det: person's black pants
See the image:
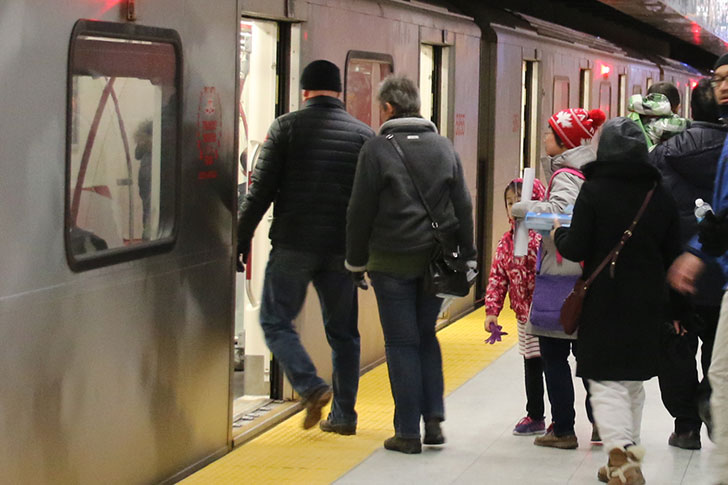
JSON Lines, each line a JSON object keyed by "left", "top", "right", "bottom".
{"left": 524, "top": 357, "right": 545, "bottom": 420}
{"left": 539, "top": 336, "right": 594, "bottom": 436}
{"left": 658, "top": 304, "right": 719, "bottom": 434}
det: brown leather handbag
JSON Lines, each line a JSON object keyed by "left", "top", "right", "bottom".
{"left": 560, "top": 183, "right": 656, "bottom": 335}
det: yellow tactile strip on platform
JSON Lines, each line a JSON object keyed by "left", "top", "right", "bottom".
{"left": 182, "top": 306, "right": 517, "bottom": 484}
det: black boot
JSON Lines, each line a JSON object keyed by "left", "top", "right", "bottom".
{"left": 423, "top": 418, "right": 445, "bottom": 445}
{"left": 383, "top": 436, "right": 422, "bottom": 454}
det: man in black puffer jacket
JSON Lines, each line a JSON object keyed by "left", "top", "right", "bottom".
{"left": 649, "top": 78, "right": 728, "bottom": 449}
{"left": 237, "top": 60, "right": 374, "bottom": 433}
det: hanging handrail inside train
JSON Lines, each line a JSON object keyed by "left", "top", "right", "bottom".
{"left": 71, "top": 76, "right": 116, "bottom": 224}
{"left": 108, "top": 84, "right": 135, "bottom": 241}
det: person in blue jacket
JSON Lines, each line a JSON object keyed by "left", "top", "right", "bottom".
{"left": 668, "top": 53, "right": 728, "bottom": 485}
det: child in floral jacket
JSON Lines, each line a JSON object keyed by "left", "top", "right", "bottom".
{"left": 485, "top": 177, "right": 547, "bottom": 436}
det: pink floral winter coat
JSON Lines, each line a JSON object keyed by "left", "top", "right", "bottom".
{"left": 485, "top": 226, "right": 541, "bottom": 323}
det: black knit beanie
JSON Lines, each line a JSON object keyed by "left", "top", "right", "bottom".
{"left": 714, "top": 53, "right": 728, "bottom": 71}
{"left": 300, "top": 60, "right": 342, "bottom": 92}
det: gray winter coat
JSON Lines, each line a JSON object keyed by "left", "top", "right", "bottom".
{"left": 345, "top": 117, "right": 476, "bottom": 271}
{"left": 511, "top": 144, "right": 596, "bottom": 338}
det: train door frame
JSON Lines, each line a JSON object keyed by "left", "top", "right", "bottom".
{"left": 419, "top": 43, "right": 452, "bottom": 137}
{"left": 618, "top": 73, "right": 627, "bottom": 116}
{"left": 520, "top": 56, "right": 540, "bottom": 172}
{"left": 233, "top": 8, "right": 298, "bottom": 437}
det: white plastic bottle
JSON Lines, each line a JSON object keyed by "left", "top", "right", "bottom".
{"left": 695, "top": 198, "right": 713, "bottom": 223}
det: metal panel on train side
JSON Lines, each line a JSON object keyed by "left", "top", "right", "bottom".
{"left": 0, "top": 1, "right": 237, "bottom": 483}
{"left": 291, "top": 0, "right": 480, "bottom": 386}
{"left": 490, "top": 39, "right": 527, "bottom": 261}
{"left": 447, "top": 30, "right": 481, "bottom": 318}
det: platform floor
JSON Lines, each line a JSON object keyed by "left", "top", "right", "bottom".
{"left": 183, "top": 307, "right": 715, "bottom": 484}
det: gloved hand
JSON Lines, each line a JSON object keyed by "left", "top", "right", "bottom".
{"left": 698, "top": 210, "right": 728, "bottom": 257}
{"left": 484, "top": 318, "right": 508, "bottom": 345}
{"left": 510, "top": 200, "right": 533, "bottom": 220}
{"left": 236, "top": 241, "right": 250, "bottom": 273}
{"left": 351, "top": 271, "right": 369, "bottom": 290}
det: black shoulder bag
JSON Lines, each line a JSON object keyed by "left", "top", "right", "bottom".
{"left": 386, "top": 134, "right": 473, "bottom": 297}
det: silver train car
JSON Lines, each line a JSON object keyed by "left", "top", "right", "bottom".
{"left": 0, "top": 0, "right": 704, "bottom": 483}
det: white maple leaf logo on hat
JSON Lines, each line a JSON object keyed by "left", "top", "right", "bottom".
{"left": 556, "top": 111, "right": 573, "bottom": 128}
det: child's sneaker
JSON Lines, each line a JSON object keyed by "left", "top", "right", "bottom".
{"left": 513, "top": 416, "right": 546, "bottom": 436}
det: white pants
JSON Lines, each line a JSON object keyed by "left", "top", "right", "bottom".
{"left": 709, "top": 291, "right": 728, "bottom": 483}
{"left": 588, "top": 379, "right": 645, "bottom": 452}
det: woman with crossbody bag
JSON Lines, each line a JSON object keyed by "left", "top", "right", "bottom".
{"left": 553, "top": 118, "right": 683, "bottom": 485}
{"left": 511, "top": 108, "right": 606, "bottom": 449}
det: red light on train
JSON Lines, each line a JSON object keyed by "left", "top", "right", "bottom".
{"left": 691, "top": 80, "right": 698, "bottom": 89}
{"left": 599, "top": 64, "right": 611, "bottom": 77}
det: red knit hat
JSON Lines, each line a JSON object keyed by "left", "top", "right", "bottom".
{"left": 548, "top": 108, "right": 607, "bottom": 149}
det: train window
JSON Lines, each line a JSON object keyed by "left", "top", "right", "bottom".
{"left": 599, "top": 82, "right": 612, "bottom": 119}
{"left": 345, "top": 51, "right": 394, "bottom": 129}
{"left": 579, "top": 69, "right": 591, "bottom": 109}
{"left": 520, "top": 60, "right": 539, "bottom": 171}
{"left": 618, "top": 75, "right": 627, "bottom": 116}
{"left": 552, "top": 77, "right": 570, "bottom": 113}
{"left": 646, "top": 77, "right": 653, "bottom": 91}
{"left": 684, "top": 84, "right": 691, "bottom": 118}
{"left": 66, "top": 20, "right": 181, "bottom": 271}
{"left": 420, "top": 44, "right": 451, "bottom": 137}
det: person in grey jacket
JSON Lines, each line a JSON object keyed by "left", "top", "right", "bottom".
{"left": 346, "top": 75, "right": 476, "bottom": 454}
{"left": 237, "top": 60, "right": 374, "bottom": 433}
{"left": 511, "top": 107, "right": 605, "bottom": 449}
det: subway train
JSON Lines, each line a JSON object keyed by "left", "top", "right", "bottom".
{"left": 0, "top": 0, "right": 705, "bottom": 483}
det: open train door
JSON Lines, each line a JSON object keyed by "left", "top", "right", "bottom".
{"left": 234, "top": 15, "right": 290, "bottom": 432}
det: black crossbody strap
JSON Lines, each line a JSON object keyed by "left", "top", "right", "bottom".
{"left": 386, "top": 133, "right": 440, "bottom": 228}
{"left": 583, "top": 182, "right": 657, "bottom": 289}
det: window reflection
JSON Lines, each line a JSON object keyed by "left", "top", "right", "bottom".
{"left": 346, "top": 54, "right": 393, "bottom": 129}
{"left": 68, "top": 34, "right": 177, "bottom": 261}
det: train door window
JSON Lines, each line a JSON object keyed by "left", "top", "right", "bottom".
{"left": 235, "top": 17, "right": 286, "bottom": 415}
{"left": 579, "top": 69, "right": 591, "bottom": 109}
{"left": 520, "top": 60, "right": 539, "bottom": 171}
{"left": 618, "top": 75, "right": 627, "bottom": 116}
{"left": 65, "top": 20, "right": 181, "bottom": 271}
{"left": 553, "top": 77, "right": 570, "bottom": 113}
{"left": 420, "top": 44, "right": 450, "bottom": 137}
{"left": 345, "top": 52, "right": 394, "bottom": 129}
{"left": 599, "top": 82, "right": 612, "bottom": 119}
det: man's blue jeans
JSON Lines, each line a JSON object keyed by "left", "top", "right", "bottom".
{"left": 370, "top": 271, "right": 444, "bottom": 439}
{"left": 259, "top": 248, "right": 360, "bottom": 424}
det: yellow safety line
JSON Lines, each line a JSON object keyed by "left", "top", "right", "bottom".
{"left": 182, "top": 305, "right": 518, "bottom": 484}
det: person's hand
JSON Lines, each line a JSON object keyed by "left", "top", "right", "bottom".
{"left": 667, "top": 252, "right": 705, "bottom": 295}
{"left": 236, "top": 241, "right": 250, "bottom": 273}
{"left": 484, "top": 319, "right": 507, "bottom": 344}
{"left": 510, "top": 200, "right": 532, "bottom": 220}
{"left": 484, "top": 315, "right": 498, "bottom": 333}
{"left": 549, "top": 216, "right": 562, "bottom": 241}
{"left": 673, "top": 320, "right": 687, "bottom": 336}
{"left": 351, "top": 271, "right": 369, "bottom": 290}
{"left": 698, "top": 210, "right": 728, "bottom": 257}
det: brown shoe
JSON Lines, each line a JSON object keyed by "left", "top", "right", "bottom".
{"left": 302, "top": 386, "right": 332, "bottom": 430}
{"left": 597, "top": 465, "right": 609, "bottom": 483}
{"left": 383, "top": 436, "right": 422, "bottom": 454}
{"left": 602, "top": 446, "right": 646, "bottom": 485}
{"left": 534, "top": 429, "right": 578, "bottom": 449}
{"left": 319, "top": 418, "right": 356, "bottom": 435}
